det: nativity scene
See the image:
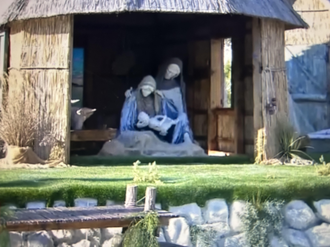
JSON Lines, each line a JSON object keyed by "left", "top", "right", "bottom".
{"left": 99, "top": 58, "right": 206, "bottom": 157}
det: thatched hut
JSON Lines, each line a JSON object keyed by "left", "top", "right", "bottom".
{"left": 0, "top": 0, "right": 307, "bottom": 163}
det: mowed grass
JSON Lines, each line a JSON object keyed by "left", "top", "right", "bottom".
{"left": 0, "top": 164, "right": 330, "bottom": 208}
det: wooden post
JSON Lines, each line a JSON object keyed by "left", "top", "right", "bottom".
{"left": 124, "top": 185, "right": 138, "bottom": 208}
{"left": 208, "top": 39, "right": 224, "bottom": 152}
{"left": 252, "top": 18, "right": 264, "bottom": 160}
{"left": 144, "top": 187, "right": 157, "bottom": 212}
{"left": 232, "top": 35, "right": 245, "bottom": 154}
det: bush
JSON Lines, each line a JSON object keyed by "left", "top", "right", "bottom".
{"left": 122, "top": 211, "right": 159, "bottom": 247}
{"left": 0, "top": 206, "right": 13, "bottom": 247}
{"left": 274, "top": 120, "right": 311, "bottom": 162}
{"left": 132, "top": 160, "right": 162, "bottom": 184}
{"left": 316, "top": 155, "right": 330, "bottom": 176}
{"left": 241, "top": 199, "right": 284, "bottom": 247}
{"left": 0, "top": 70, "right": 39, "bottom": 147}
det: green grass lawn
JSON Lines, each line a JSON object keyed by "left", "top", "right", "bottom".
{"left": 0, "top": 164, "right": 330, "bottom": 209}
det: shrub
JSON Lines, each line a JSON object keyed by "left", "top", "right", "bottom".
{"left": 241, "top": 200, "right": 284, "bottom": 247}
{"left": 0, "top": 206, "right": 13, "bottom": 247}
{"left": 316, "top": 155, "right": 330, "bottom": 176}
{"left": 132, "top": 160, "right": 162, "bottom": 184}
{"left": 122, "top": 211, "right": 159, "bottom": 247}
{"left": 0, "top": 70, "right": 39, "bottom": 147}
{"left": 274, "top": 120, "right": 312, "bottom": 162}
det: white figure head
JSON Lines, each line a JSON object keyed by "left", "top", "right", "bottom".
{"left": 138, "top": 75, "right": 157, "bottom": 98}
{"left": 141, "top": 85, "right": 154, "bottom": 97}
{"left": 164, "top": 64, "right": 180, "bottom": 80}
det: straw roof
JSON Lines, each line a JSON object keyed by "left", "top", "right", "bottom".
{"left": 0, "top": 0, "right": 308, "bottom": 28}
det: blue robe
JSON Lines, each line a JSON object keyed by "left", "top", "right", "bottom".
{"left": 119, "top": 91, "right": 179, "bottom": 143}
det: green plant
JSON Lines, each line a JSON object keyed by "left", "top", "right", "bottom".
{"left": 275, "top": 121, "right": 312, "bottom": 162}
{"left": 0, "top": 206, "right": 13, "bottom": 247}
{"left": 133, "top": 160, "right": 162, "bottom": 184}
{"left": 241, "top": 200, "right": 284, "bottom": 247}
{"left": 190, "top": 225, "right": 218, "bottom": 247}
{"left": 224, "top": 60, "right": 232, "bottom": 107}
{"left": 316, "top": 155, "right": 330, "bottom": 176}
{"left": 122, "top": 211, "right": 159, "bottom": 247}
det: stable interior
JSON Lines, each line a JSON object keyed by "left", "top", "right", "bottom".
{"left": 71, "top": 13, "right": 254, "bottom": 156}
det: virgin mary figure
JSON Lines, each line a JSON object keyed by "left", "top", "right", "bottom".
{"left": 119, "top": 75, "right": 178, "bottom": 142}
{"left": 155, "top": 57, "right": 194, "bottom": 144}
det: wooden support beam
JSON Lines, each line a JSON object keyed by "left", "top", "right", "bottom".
{"left": 232, "top": 36, "right": 245, "bottom": 154}
{"left": 252, "top": 18, "right": 264, "bottom": 159}
{"left": 70, "top": 129, "right": 117, "bottom": 142}
{"left": 208, "top": 39, "right": 224, "bottom": 152}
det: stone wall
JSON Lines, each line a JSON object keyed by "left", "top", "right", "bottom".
{"left": 7, "top": 198, "right": 330, "bottom": 246}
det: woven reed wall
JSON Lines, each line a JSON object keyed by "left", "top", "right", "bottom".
{"left": 261, "top": 19, "right": 289, "bottom": 159}
{"left": 9, "top": 16, "right": 73, "bottom": 162}
{"left": 286, "top": 0, "right": 330, "bottom": 45}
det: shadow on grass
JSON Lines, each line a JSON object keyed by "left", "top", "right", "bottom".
{"left": 160, "top": 177, "right": 187, "bottom": 184}
{"left": 0, "top": 177, "right": 133, "bottom": 188}
{"left": 70, "top": 155, "right": 253, "bottom": 166}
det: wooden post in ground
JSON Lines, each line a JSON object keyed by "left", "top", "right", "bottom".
{"left": 144, "top": 187, "right": 157, "bottom": 211}
{"left": 124, "top": 185, "right": 138, "bottom": 208}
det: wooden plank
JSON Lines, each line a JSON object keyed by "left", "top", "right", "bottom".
{"left": 217, "top": 114, "right": 235, "bottom": 152}
{"left": 71, "top": 129, "right": 117, "bottom": 142}
{"left": 212, "top": 108, "right": 235, "bottom": 116}
{"left": 252, "top": 18, "right": 264, "bottom": 159}
{"left": 6, "top": 206, "right": 178, "bottom": 232}
{"left": 208, "top": 39, "right": 224, "bottom": 151}
{"left": 232, "top": 35, "right": 245, "bottom": 154}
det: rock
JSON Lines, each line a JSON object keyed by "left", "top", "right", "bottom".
{"left": 106, "top": 200, "right": 116, "bottom": 206}
{"left": 71, "top": 229, "right": 101, "bottom": 245}
{"left": 9, "top": 232, "right": 23, "bottom": 247}
{"left": 229, "top": 200, "right": 246, "bottom": 233}
{"left": 314, "top": 200, "right": 330, "bottom": 223}
{"left": 305, "top": 223, "right": 330, "bottom": 247}
{"left": 5, "top": 204, "right": 17, "bottom": 210}
{"left": 282, "top": 228, "right": 311, "bottom": 247}
{"left": 27, "top": 231, "right": 54, "bottom": 247}
{"left": 74, "top": 198, "right": 98, "bottom": 207}
{"left": 102, "top": 234, "right": 123, "bottom": 247}
{"left": 48, "top": 230, "right": 73, "bottom": 245}
{"left": 26, "top": 201, "right": 46, "bottom": 209}
{"left": 158, "top": 227, "right": 167, "bottom": 242}
{"left": 72, "top": 239, "right": 92, "bottom": 247}
{"left": 269, "top": 236, "right": 289, "bottom": 247}
{"left": 57, "top": 243, "right": 71, "bottom": 247}
{"left": 169, "top": 203, "right": 203, "bottom": 225}
{"left": 203, "top": 199, "right": 228, "bottom": 224}
{"left": 53, "top": 200, "right": 66, "bottom": 207}
{"left": 224, "top": 233, "right": 248, "bottom": 247}
{"left": 101, "top": 227, "right": 122, "bottom": 242}
{"left": 164, "top": 217, "right": 192, "bottom": 246}
{"left": 284, "top": 200, "right": 317, "bottom": 230}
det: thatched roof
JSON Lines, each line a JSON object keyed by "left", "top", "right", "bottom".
{"left": 0, "top": 0, "right": 308, "bottom": 28}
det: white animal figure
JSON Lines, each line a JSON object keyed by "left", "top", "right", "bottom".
{"left": 71, "top": 107, "right": 96, "bottom": 130}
